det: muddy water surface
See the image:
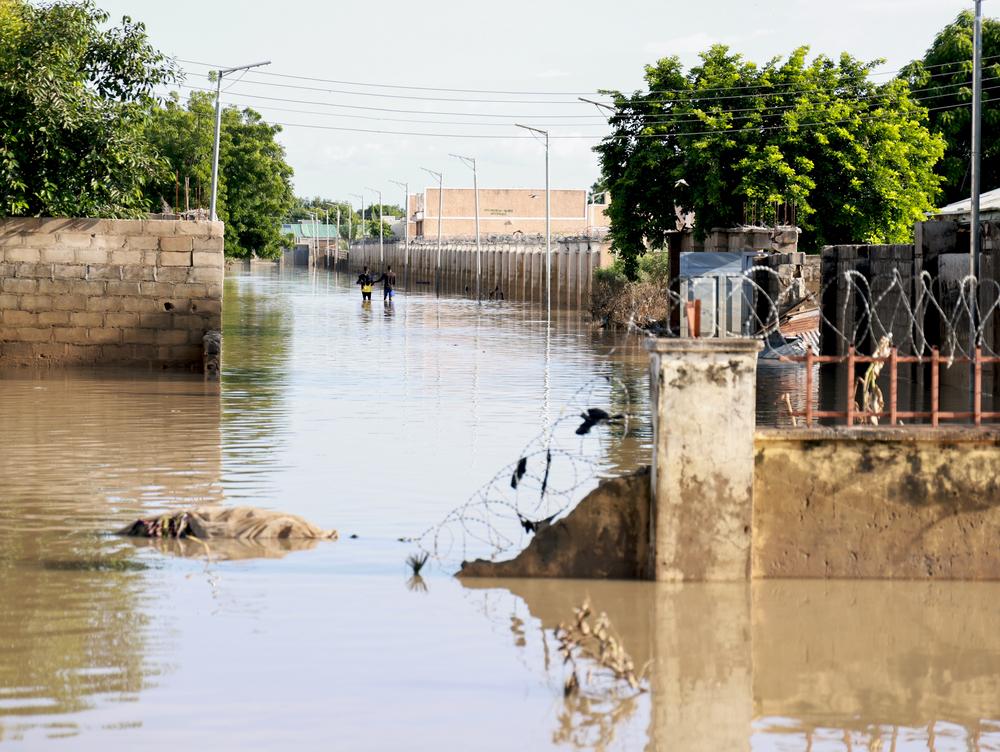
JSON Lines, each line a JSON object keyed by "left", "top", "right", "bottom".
{"left": 1, "top": 268, "right": 998, "bottom": 750}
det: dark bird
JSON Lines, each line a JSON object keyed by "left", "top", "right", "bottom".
{"left": 575, "top": 408, "right": 624, "bottom": 436}
{"left": 510, "top": 457, "right": 528, "bottom": 489}
{"left": 540, "top": 450, "right": 552, "bottom": 497}
{"left": 518, "top": 512, "right": 558, "bottom": 534}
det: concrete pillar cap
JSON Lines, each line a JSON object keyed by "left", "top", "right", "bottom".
{"left": 644, "top": 337, "right": 764, "bottom": 354}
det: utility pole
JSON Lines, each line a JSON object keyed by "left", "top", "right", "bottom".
{"left": 335, "top": 205, "right": 341, "bottom": 265}
{"left": 515, "top": 124, "right": 551, "bottom": 319}
{"left": 971, "top": 0, "right": 983, "bottom": 288}
{"left": 390, "top": 180, "right": 409, "bottom": 286}
{"left": 210, "top": 60, "right": 271, "bottom": 222}
{"left": 350, "top": 192, "right": 364, "bottom": 270}
{"left": 346, "top": 202, "right": 353, "bottom": 248}
{"left": 450, "top": 154, "right": 481, "bottom": 301}
{"left": 366, "top": 187, "right": 384, "bottom": 268}
{"left": 422, "top": 168, "right": 444, "bottom": 295}
{"left": 325, "top": 208, "right": 330, "bottom": 267}
{"left": 969, "top": 0, "right": 984, "bottom": 413}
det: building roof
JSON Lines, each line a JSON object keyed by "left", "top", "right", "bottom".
{"left": 282, "top": 222, "right": 342, "bottom": 242}
{"left": 937, "top": 187, "right": 1000, "bottom": 217}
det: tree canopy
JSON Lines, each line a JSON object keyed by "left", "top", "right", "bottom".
{"left": 596, "top": 45, "right": 945, "bottom": 279}
{"left": 902, "top": 10, "right": 1000, "bottom": 203}
{"left": 0, "top": 0, "right": 175, "bottom": 217}
{"left": 147, "top": 91, "right": 295, "bottom": 259}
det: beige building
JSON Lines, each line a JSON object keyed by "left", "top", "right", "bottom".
{"left": 409, "top": 188, "right": 609, "bottom": 239}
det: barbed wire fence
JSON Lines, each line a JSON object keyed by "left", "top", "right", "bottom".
{"left": 410, "top": 375, "right": 641, "bottom": 567}
{"left": 615, "top": 266, "right": 1000, "bottom": 359}
{"left": 411, "top": 265, "right": 1000, "bottom": 565}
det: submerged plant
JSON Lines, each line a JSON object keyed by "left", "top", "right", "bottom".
{"left": 406, "top": 551, "right": 429, "bottom": 576}
{"left": 555, "top": 599, "right": 646, "bottom": 698}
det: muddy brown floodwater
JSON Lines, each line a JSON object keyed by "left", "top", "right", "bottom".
{"left": 1, "top": 268, "right": 999, "bottom": 751}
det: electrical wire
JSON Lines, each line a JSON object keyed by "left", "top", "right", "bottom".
{"left": 170, "top": 70, "right": 1000, "bottom": 123}
{"left": 174, "top": 80, "right": 1000, "bottom": 131}
{"left": 180, "top": 58, "right": 1000, "bottom": 108}
{"left": 176, "top": 52, "right": 1000, "bottom": 99}
{"left": 251, "top": 97, "right": 988, "bottom": 140}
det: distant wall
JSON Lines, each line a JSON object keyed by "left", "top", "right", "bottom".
{"left": 0, "top": 218, "right": 223, "bottom": 369}
{"left": 343, "top": 236, "right": 611, "bottom": 308}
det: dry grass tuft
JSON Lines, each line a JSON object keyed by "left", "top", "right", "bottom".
{"left": 555, "top": 599, "right": 645, "bottom": 698}
{"left": 406, "top": 551, "right": 430, "bottom": 576}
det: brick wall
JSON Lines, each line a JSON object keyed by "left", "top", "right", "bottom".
{"left": 0, "top": 218, "right": 223, "bottom": 369}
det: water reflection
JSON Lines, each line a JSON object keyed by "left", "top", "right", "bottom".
{"left": 0, "top": 370, "right": 222, "bottom": 742}
{"left": 3, "top": 268, "right": 998, "bottom": 750}
{"left": 462, "top": 578, "right": 1000, "bottom": 751}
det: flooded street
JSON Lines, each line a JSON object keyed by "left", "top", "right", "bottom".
{"left": 2, "top": 268, "right": 1000, "bottom": 750}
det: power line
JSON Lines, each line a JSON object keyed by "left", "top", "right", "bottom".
{"left": 166, "top": 76, "right": 1000, "bottom": 133}
{"left": 255, "top": 97, "right": 985, "bottom": 140}
{"left": 174, "top": 80, "right": 1000, "bottom": 131}
{"left": 170, "top": 68, "right": 1000, "bottom": 124}
{"left": 180, "top": 59, "right": 1000, "bottom": 109}
{"left": 176, "top": 53, "right": 1000, "bottom": 99}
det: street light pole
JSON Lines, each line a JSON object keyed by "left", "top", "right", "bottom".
{"left": 366, "top": 187, "right": 384, "bottom": 268}
{"left": 390, "top": 180, "right": 409, "bottom": 285}
{"left": 210, "top": 60, "right": 271, "bottom": 222}
{"left": 450, "top": 154, "right": 481, "bottom": 301}
{"left": 515, "top": 124, "right": 551, "bottom": 319}
{"left": 422, "top": 167, "right": 444, "bottom": 295}
{"left": 349, "top": 192, "right": 364, "bottom": 270}
{"left": 971, "top": 0, "right": 983, "bottom": 288}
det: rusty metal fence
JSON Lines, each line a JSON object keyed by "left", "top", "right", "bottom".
{"left": 663, "top": 266, "right": 1000, "bottom": 427}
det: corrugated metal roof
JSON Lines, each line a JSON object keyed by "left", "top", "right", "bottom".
{"left": 282, "top": 222, "right": 342, "bottom": 240}
{"left": 937, "top": 187, "right": 1000, "bottom": 216}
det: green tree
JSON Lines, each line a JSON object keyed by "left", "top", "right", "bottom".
{"left": 144, "top": 91, "right": 214, "bottom": 211}
{"left": 596, "top": 46, "right": 945, "bottom": 279}
{"left": 365, "top": 217, "right": 393, "bottom": 238}
{"left": 902, "top": 10, "right": 1000, "bottom": 203}
{"left": 221, "top": 106, "right": 294, "bottom": 259}
{"left": 0, "top": 0, "right": 175, "bottom": 217}
{"left": 147, "top": 91, "right": 295, "bottom": 259}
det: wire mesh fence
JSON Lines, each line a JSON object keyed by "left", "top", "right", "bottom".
{"left": 411, "top": 375, "right": 641, "bottom": 567}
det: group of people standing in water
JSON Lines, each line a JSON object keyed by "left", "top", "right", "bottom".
{"left": 355, "top": 266, "right": 395, "bottom": 303}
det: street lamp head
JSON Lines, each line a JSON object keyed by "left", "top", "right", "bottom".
{"left": 218, "top": 60, "right": 271, "bottom": 77}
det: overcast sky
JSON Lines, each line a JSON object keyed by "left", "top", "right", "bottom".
{"left": 99, "top": 0, "right": 984, "bottom": 203}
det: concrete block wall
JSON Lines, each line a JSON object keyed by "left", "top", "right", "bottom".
{"left": 0, "top": 218, "right": 223, "bottom": 369}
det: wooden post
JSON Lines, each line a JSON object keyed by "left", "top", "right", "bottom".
{"left": 804, "top": 348, "right": 814, "bottom": 427}
{"left": 685, "top": 300, "right": 702, "bottom": 338}
{"left": 846, "top": 347, "right": 856, "bottom": 426}
{"left": 931, "top": 348, "right": 940, "bottom": 427}
{"left": 975, "top": 347, "right": 983, "bottom": 426}
{"left": 889, "top": 347, "right": 898, "bottom": 425}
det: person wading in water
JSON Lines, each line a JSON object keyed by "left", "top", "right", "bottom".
{"left": 373, "top": 266, "right": 396, "bottom": 303}
{"left": 356, "top": 266, "right": 373, "bottom": 302}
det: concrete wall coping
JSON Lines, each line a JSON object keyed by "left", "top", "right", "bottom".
{"left": 645, "top": 337, "right": 764, "bottom": 354}
{"left": 757, "top": 426, "right": 1000, "bottom": 443}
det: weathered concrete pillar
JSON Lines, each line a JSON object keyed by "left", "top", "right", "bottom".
{"left": 646, "top": 338, "right": 762, "bottom": 581}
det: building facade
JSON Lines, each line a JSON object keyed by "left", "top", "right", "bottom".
{"left": 409, "top": 188, "right": 609, "bottom": 239}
